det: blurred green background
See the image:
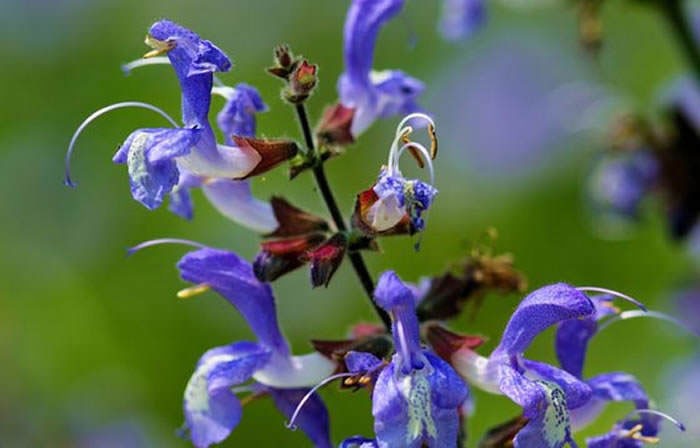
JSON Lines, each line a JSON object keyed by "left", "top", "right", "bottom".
{"left": 1, "top": 0, "right": 698, "bottom": 446}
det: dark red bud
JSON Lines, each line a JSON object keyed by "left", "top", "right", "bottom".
{"left": 285, "top": 59, "right": 318, "bottom": 104}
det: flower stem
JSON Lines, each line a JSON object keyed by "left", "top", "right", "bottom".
{"left": 657, "top": 0, "right": 700, "bottom": 84}
{"left": 294, "top": 104, "right": 392, "bottom": 330}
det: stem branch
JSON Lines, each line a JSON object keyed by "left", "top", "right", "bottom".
{"left": 294, "top": 104, "right": 391, "bottom": 330}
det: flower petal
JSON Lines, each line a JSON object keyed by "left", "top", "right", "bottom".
{"left": 570, "top": 372, "right": 648, "bottom": 431}
{"left": 267, "top": 387, "right": 332, "bottom": 448}
{"left": 202, "top": 179, "right": 278, "bottom": 233}
{"left": 498, "top": 364, "right": 576, "bottom": 448}
{"left": 216, "top": 83, "right": 267, "bottom": 141}
{"left": 113, "top": 128, "right": 199, "bottom": 210}
{"left": 555, "top": 295, "right": 625, "bottom": 378}
{"left": 177, "top": 248, "right": 290, "bottom": 355}
{"left": 346, "top": 351, "right": 383, "bottom": 374}
{"left": 522, "top": 360, "right": 592, "bottom": 410}
{"left": 147, "top": 20, "right": 230, "bottom": 127}
{"left": 374, "top": 271, "right": 423, "bottom": 372}
{"left": 338, "top": 0, "right": 426, "bottom": 135}
{"left": 494, "top": 283, "right": 594, "bottom": 356}
{"left": 340, "top": 0, "right": 404, "bottom": 91}
{"left": 167, "top": 169, "right": 202, "bottom": 220}
{"left": 183, "top": 341, "right": 270, "bottom": 448}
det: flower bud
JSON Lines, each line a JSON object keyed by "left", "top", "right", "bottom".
{"left": 285, "top": 60, "right": 318, "bottom": 104}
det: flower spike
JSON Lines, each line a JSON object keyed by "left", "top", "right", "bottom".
{"left": 65, "top": 101, "right": 178, "bottom": 187}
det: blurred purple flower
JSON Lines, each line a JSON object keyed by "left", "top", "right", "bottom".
{"left": 438, "top": 0, "right": 486, "bottom": 41}
{"left": 338, "top": 0, "right": 425, "bottom": 136}
{"left": 430, "top": 36, "right": 619, "bottom": 179}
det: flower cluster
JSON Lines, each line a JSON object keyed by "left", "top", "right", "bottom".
{"left": 66, "top": 2, "right": 693, "bottom": 447}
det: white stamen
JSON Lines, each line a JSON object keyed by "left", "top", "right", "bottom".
{"left": 127, "top": 238, "right": 206, "bottom": 256}
{"left": 394, "top": 113, "right": 435, "bottom": 138}
{"left": 387, "top": 113, "right": 437, "bottom": 176}
{"left": 121, "top": 56, "right": 171, "bottom": 74}
{"left": 598, "top": 310, "right": 697, "bottom": 336}
{"left": 64, "top": 101, "right": 178, "bottom": 187}
{"left": 625, "top": 409, "right": 686, "bottom": 432}
{"left": 394, "top": 142, "right": 435, "bottom": 186}
{"left": 285, "top": 372, "right": 355, "bottom": 431}
{"left": 576, "top": 286, "right": 648, "bottom": 311}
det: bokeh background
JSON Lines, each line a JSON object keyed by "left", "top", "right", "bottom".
{"left": 1, "top": 0, "right": 698, "bottom": 446}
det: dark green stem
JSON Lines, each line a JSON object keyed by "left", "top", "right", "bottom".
{"left": 293, "top": 104, "right": 392, "bottom": 330}
{"left": 657, "top": 0, "right": 700, "bottom": 84}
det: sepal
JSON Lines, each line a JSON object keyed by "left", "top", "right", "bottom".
{"left": 306, "top": 233, "right": 348, "bottom": 288}
{"left": 316, "top": 103, "right": 355, "bottom": 147}
{"left": 266, "top": 196, "right": 329, "bottom": 238}
{"left": 233, "top": 136, "right": 299, "bottom": 179}
{"left": 253, "top": 234, "right": 326, "bottom": 282}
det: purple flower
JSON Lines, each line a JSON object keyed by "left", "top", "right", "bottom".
{"left": 554, "top": 294, "right": 688, "bottom": 445}
{"left": 112, "top": 128, "right": 200, "bottom": 210}
{"left": 214, "top": 84, "right": 267, "bottom": 140}
{"left": 588, "top": 150, "right": 659, "bottom": 227}
{"left": 447, "top": 284, "right": 595, "bottom": 447}
{"left": 338, "top": 0, "right": 424, "bottom": 136}
{"left": 438, "top": 0, "right": 486, "bottom": 41}
{"left": 169, "top": 83, "right": 278, "bottom": 232}
{"left": 176, "top": 247, "right": 334, "bottom": 447}
{"left": 66, "top": 20, "right": 283, "bottom": 213}
{"left": 341, "top": 271, "right": 468, "bottom": 447}
{"left": 354, "top": 114, "right": 438, "bottom": 236}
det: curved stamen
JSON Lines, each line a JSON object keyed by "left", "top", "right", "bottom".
{"left": 394, "top": 113, "right": 436, "bottom": 139}
{"left": 127, "top": 238, "right": 207, "bottom": 256}
{"left": 624, "top": 409, "right": 686, "bottom": 432}
{"left": 388, "top": 113, "right": 438, "bottom": 171}
{"left": 394, "top": 142, "right": 435, "bottom": 186}
{"left": 285, "top": 372, "right": 355, "bottom": 431}
{"left": 598, "top": 310, "right": 698, "bottom": 336}
{"left": 64, "top": 101, "right": 179, "bottom": 187}
{"left": 121, "top": 56, "right": 170, "bottom": 74}
{"left": 576, "top": 286, "right": 648, "bottom": 312}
